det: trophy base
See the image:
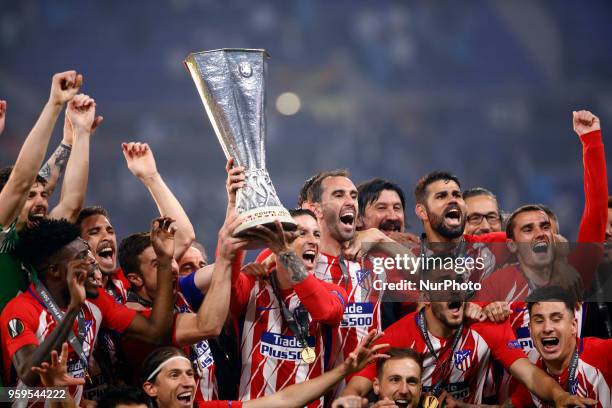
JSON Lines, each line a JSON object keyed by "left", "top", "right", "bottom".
{"left": 234, "top": 206, "right": 297, "bottom": 249}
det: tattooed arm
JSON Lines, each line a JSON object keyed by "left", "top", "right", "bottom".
{"left": 0, "top": 71, "right": 81, "bottom": 228}
{"left": 278, "top": 250, "right": 309, "bottom": 283}
{"left": 39, "top": 141, "right": 71, "bottom": 196}
{"left": 49, "top": 94, "right": 97, "bottom": 222}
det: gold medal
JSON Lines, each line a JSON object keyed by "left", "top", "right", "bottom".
{"left": 301, "top": 347, "right": 316, "bottom": 364}
{"left": 423, "top": 395, "right": 439, "bottom": 408}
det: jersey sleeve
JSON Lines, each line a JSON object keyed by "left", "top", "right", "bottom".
{"left": 577, "top": 130, "right": 607, "bottom": 243}
{"left": 466, "top": 232, "right": 511, "bottom": 268}
{"left": 0, "top": 297, "right": 40, "bottom": 360}
{"left": 567, "top": 130, "right": 608, "bottom": 291}
{"left": 230, "top": 271, "right": 256, "bottom": 319}
{"left": 179, "top": 271, "right": 205, "bottom": 310}
{"left": 293, "top": 275, "right": 347, "bottom": 325}
{"left": 95, "top": 289, "right": 137, "bottom": 333}
{"left": 510, "top": 382, "right": 535, "bottom": 408}
{"left": 584, "top": 337, "right": 612, "bottom": 375}
{"left": 474, "top": 321, "right": 526, "bottom": 370}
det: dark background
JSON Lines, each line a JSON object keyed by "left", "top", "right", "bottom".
{"left": 1, "top": 0, "right": 611, "bottom": 254}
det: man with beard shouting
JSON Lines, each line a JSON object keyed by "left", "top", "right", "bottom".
{"left": 341, "top": 258, "right": 597, "bottom": 407}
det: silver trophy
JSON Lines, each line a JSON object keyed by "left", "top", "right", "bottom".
{"left": 184, "top": 49, "right": 295, "bottom": 236}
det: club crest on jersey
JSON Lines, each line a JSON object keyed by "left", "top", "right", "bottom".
{"left": 356, "top": 268, "right": 371, "bottom": 290}
{"left": 454, "top": 349, "right": 472, "bottom": 371}
{"left": 8, "top": 318, "right": 24, "bottom": 338}
{"left": 507, "top": 340, "right": 522, "bottom": 349}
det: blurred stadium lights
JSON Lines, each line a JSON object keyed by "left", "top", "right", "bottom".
{"left": 276, "top": 92, "right": 301, "bottom": 116}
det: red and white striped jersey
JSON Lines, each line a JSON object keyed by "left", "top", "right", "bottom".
{"left": 174, "top": 292, "right": 218, "bottom": 402}
{"left": 0, "top": 285, "right": 136, "bottom": 405}
{"left": 121, "top": 291, "right": 218, "bottom": 402}
{"left": 477, "top": 264, "right": 584, "bottom": 357}
{"left": 314, "top": 253, "right": 382, "bottom": 395}
{"left": 355, "top": 311, "right": 526, "bottom": 404}
{"left": 511, "top": 337, "right": 612, "bottom": 408}
{"left": 231, "top": 271, "right": 346, "bottom": 408}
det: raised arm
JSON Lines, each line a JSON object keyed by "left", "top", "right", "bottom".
{"left": 0, "top": 71, "right": 81, "bottom": 228}
{"left": 39, "top": 102, "right": 102, "bottom": 196}
{"left": 244, "top": 330, "right": 388, "bottom": 408}
{"left": 183, "top": 157, "right": 247, "bottom": 295}
{"left": 122, "top": 142, "right": 195, "bottom": 260}
{"left": 12, "top": 260, "right": 87, "bottom": 386}
{"left": 122, "top": 217, "right": 176, "bottom": 344}
{"left": 572, "top": 110, "right": 608, "bottom": 243}
{"left": 174, "top": 209, "right": 249, "bottom": 345}
{"left": 49, "top": 94, "right": 98, "bottom": 222}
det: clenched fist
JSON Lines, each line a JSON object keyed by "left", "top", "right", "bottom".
{"left": 49, "top": 70, "right": 83, "bottom": 107}
{"left": 572, "top": 110, "right": 600, "bottom": 136}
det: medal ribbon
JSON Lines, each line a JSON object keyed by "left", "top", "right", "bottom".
{"left": 27, "top": 266, "right": 90, "bottom": 375}
{"left": 416, "top": 308, "right": 464, "bottom": 397}
{"left": 269, "top": 272, "right": 311, "bottom": 351}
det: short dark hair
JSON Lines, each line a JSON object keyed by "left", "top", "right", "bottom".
{"left": 297, "top": 173, "right": 323, "bottom": 207}
{"left": 289, "top": 207, "right": 317, "bottom": 220}
{"left": 16, "top": 218, "right": 81, "bottom": 273}
{"left": 376, "top": 347, "right": 423, "bottom": 379}
{"left": 357, "top": 178, "right": 406, "bottom": 216}
{"left": 608, "top": 196, "right": 612, "bottom": 209}
{"left": 118, "top": 232, "right": 151, "bottom": 275}
{"left": 98, "top": 386, "right": 148, "bottom": 408}
{"left": 0, "top": 165, "right": 47, "bottom": 193}
{"left": 189, "top": 241, "right": 208, "bottom": 265}
{"left": 526, "top": 286, "right": 576, "bottom": 315}
{"left": 307, "top": 169, "right": 350, "bottom": 203}
{"left": 141, "top": 346, "right": 186, "bottom": 384}
{"left": 505, "top": 204, "right": 549, "bottom": 240}
{"left": 414, "top": 171, "right": 461, "bottom": 205}
{"left": 76, "top": 206, "right": 110, "bottom": 227}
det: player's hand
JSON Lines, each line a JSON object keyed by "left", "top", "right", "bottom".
{"left": 49, "top": 70, "right": 83, "bottom": 107}
{"left": 387, "top": 231, "right": 420, "bottom": 247}
{"left": 226, "top": 158, "right": 246, "bottom": 210}
{"left": 122, "top": 142, "right": 158, "bottom": 180}
{"left": 439, "top": 391, "right": 463, "bottom": 408}
{"left": 572, "top": 110, "right": 600, "bottom": 136}
{"left": 150, "top": 216, "right": 177, "bottom": 262}
{"left": 64, "top": 101, "right": 102, "bottom": 143}
{"left": 242, "top": 262, "right": 270, "bottom": 281}
{"left": 217, "top": 209, "right": 250, "bottom": 263}
{"left": 66, "top": 94, "right": 98, "bottom": 135}
{"left": 482, "top": 301, "right": 511, "bottom": 323}
{"left": 244, "top": 220, "right": 297, "bottom": 255}
{"left": 31, "top": 342, "right": 85, "bottom": 387}
{"left": 553, "top": 392, "right": 597, "bottom": 407}
{"left": 332, "top": 395, "right": 369, "bottom": 408}
{"left": 370, "top": 398, "right": 399, "bottom": 408}
{"left": 344, "top": 228, "right": 391, "bottom": 261}
{"left": 66, "top": 260, "right": 89, "bottom": 310}
{"left": 464, "top": 302, "right": 486, "bottom": 322}
{"left": 0, "top": 100, "right": 6, "bottom": 135}
{"left": 343, "top": 330, "right": 389, "bottom": 375}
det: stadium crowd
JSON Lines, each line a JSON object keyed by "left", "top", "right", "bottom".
{"left": 0, "top": 70, "right": 611, "bottom": 408}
